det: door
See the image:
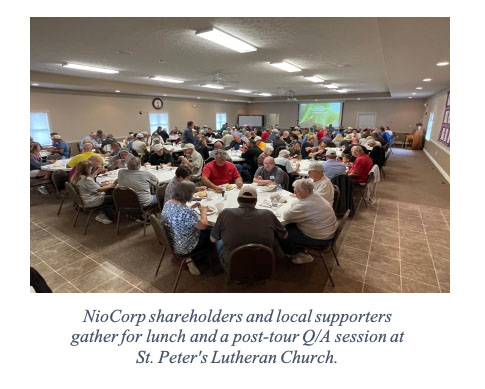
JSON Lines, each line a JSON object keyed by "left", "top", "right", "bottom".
{"left": 356, "top": 112, "right": 377, "bottom": 129}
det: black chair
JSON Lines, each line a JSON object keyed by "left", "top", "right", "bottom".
{"left": 156, "top": 183, "right": 168, "bottom": 213}
{"left": 227, "top": 244, "right": 274, "bottom": 286}
{"left": 380, "top": 152, "right": 391, "bottom": 179}
{"left": 113, "top": 187, "right": 158, "bottom": 237}
{"left": 65, "top": 183, "right": 109, "bottom": 235}
{"left": 52, "top": 170, "right": 68, "bottom": 215}
{"left": 275, "top": 163, "right": 288, "bottom": 174}
{"left": 303, "top": 209, "right": 351, "bottom": 288}
{"left": 354, "top": 171, "right": 375, "bottom": 208}
{"left": 273, "top": 146, "right": 287, "bottom": 158}
{"left": 204, "top": 157, "right": 215, "bottom": 164}
{"left": 332, "top": 184, "right": 340, "bottom": 212}
{"left": 331, "top": 174, "right": 355, "bottom": 218}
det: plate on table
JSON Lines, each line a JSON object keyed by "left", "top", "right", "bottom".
{"left": 224, "top": 184, "right": 235, "bottom": 191}
{"left": 259, "top": 185, "right": 277, "bottom": 192}
{"left": 194, "top": 191, "right": 208, "bottom": 198}
{"left": 195, "top": 205, "right": 216, "bottom": 215}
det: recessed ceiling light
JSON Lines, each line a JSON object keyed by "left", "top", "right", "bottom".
{"left": 62, "top": 63, "right": 119, "bottom": 74}
{"left": 270, "top": 61, "right": 302, "bottom": 72}
{"left": 412, "top": 92, "right": 417, "bottom": 95}
{"left": 408, "top": 97, "right": 413, "bottom": 99}
{"left": 158, "top": 59, "right": 166, "bottom": 64}
{"left": 32, "top": 83, "right": 39, "bottom": 86}
{"left": 337, "top": 89, "right": 348, "bottom": 93}
{"left": 436, "top": 61, "right": 449, "bottom": 66}
{"left": 314, "top": 99, "right": 318, "bottom": 101}
{"left": 195, "top": 27, "right": 257, "bottom": 53}
{"left": 416, "top": 87, "right": 423, "bottom": 90}
{"left": 304, "top": 75, "right": 325, "bottom": 83}
{"left": 224, "top": 99, "right": 228, "bottom": 101}
{"left": 357, "top": 98, "right": 361, "bottom": 100}
{"left": 235, "top": 89, "right": 252, "bottom": 93}
{"left": 323, "top": 84, "right": 339, "bottom": 89}
{"left": 114, "top": 90, "right": 120, "bottom": 93}
{"left": 258, "top": 93, "right": 272, "bottom": 97}
{"left": 150, "top": 76, "right": 184, "bottom": 84}
{"left": 423, "top": 78, "right": 432, "bottom": 82}
{"left": 202, "top": 84, "right": 224, "bottom": 89}
{"left": 197, "top": 96, "right": 201, "bottom": 99}
{"left": 163, "top": 94, "right": 167, "bottom": 97}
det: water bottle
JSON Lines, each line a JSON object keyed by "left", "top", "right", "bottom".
{"left": 277, "top": 184, "right": 282, "bottom": 193}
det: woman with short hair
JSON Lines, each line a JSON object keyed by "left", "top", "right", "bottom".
{"left": 161, "top": 181, "right": 213, "bottom": 275}
{"left": 257, "top": 145, "right": 274, "bottom": 167}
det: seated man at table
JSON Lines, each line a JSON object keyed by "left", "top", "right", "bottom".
{"left": 132, "top": 133, "right": 148, "bottom": 157}
{"left": 254, "top": 136, "right": 267, "bottom": 152}
{"left": 117, "top": 157, "right": 159, "bottom": 208}
{"left": 108, "top": 142, "right": 121, "bottom": 156}
{"left": 68, "top": 154, "right": 106, "bottom": 182}
{"left": 209, "top": 141, "right": 233, "bottom": 162}
{"left": 164, "top": 165, "right": 206, "bottom": 205}
{"left": 321, "top": 149, "right": 346, "bottom": 180}
{"left": 47, "top": 134, "right": 70, "bottom": 159}
{"left": 179, "top": 143, "right": 204, "bottom": 184}
{"left": 67, "top": 142, "right": 104, "bottom": 168}
{"left": 281, "top": 179, "right": 337, "bottom": 264}
{"left": 148, "top": 144, "right": 173, "bottom": 166}
{"left": 347, "top": 145, "right": 373, "bottom": 184}
{"left": 230, "top": 134, "right": 246, "bottom": 150}
{"left": 210, "top": 185, "right": 288, "bottom": 273}
{"left": 108, "top": 148, "right": 133, "bottom": 170}
{"left": 253, "top": 157, "right": 286, "bottom": 187}
{"left": 201, "top": 150, "right": 243, "bottom": 193}
{"left": 307, "top": 162, "right": 334, "bottom": 206}
{"left": 221, "top": 130, "right": 234, "bottom": 148}
{"left": 240, "top": 139, "right": 262, "bottom": 176}
{"left": 80, "top": 132, "right": 102, "bottom": 153}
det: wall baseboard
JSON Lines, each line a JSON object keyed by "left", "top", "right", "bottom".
{"left": 423, "top": 148, "right": 450, "bottom": 183}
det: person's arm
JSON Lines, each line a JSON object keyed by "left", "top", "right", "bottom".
{"left": 179, "top": 155, "right": 193, "bottom": 168}
{"left": 194, "top": 206, "right": 208, "bottom": 230}
{"left": 200, "top": 175, "right": 222, "bottom": 193}
{"left": 234, "top": 176, "right": 243, "bottom": 188}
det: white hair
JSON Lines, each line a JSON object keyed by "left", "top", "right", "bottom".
{"left": 293, "top": 178, "right": 314, "bottom": 194}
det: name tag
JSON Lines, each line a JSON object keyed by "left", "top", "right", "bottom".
{"left": 270, "top": 176, "right": 275, "bottom": 180}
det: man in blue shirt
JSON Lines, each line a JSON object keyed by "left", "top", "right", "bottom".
{"left": 48, "top": 134, "right": 70, "bottom": 158}
{"left": 80, "top": 132, "right": 102, "bottom": 152}
{"left": 321, "top": 149, "right": 346, "bottom": 180}
{"left": 379, "top": 127, "right": 391, "bottom": 145}
{"left": 181, "top": 121, "right": 195, "bottom": 145}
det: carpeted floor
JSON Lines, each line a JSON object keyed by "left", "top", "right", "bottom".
{"left": 30, "top": 148, "right": 450, "bottom": 293}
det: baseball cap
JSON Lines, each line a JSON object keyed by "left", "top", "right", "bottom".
{"left": 237, "top": 185, "right": 258, "bottom": 199}
{"left": 136, "top": 133, "right": 144, "bottom": 138}
{"left": 345, "top": 134, "right": 353, "bottom": 140}
{"left": 254, "top": 136, "right": 262, "bottom": 141}
{"left": 183, "top": 143, "right": 195, "bottom": 150}
{"left": 52, "top": 135, "right": 62, "bottom": 140}
{"left": 308, "top": 162, "right": 324, "bottom": 172}
{"left": 326, "top": 149, "right": 337, "bottom": 157}
{"left": 152, "top": 144, "right": 163, "bottom": 152}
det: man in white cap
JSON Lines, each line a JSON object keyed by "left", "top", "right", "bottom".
{"left": 179, "top": 143, "right": 203, "bottom": 183}
{"left": 132, "top": 133, "right": 148, "bottom": 157}
{"left": 321, "top": 149, "right": 346, "bottom": 180}
{"left": 148, "top": 144, "right": 173, "bottom": 166}
{"left": 210, "top": 185, "right": 287, "bottom": 272}
{"left": 306, "top": 162, "right": 334, "bottom": 206}
{"left": 47, "top": 134, "right": 70, "bottom": 158}
{"left": 80, "top": 132, "right": 102, "bottom": 152}
{"left": 254, "top": 136, "right": 266, "bottom": 151}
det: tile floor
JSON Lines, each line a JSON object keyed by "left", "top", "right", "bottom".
{"left": 30, "top": 220, "right": 160, "bottom": 293}
{"left": 323, "top": 199, "right": 450, "bottom": 293}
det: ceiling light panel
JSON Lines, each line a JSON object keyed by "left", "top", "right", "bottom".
{"left": 150, "top": 76, "right": 184, "bottom": 83}
{"left": 422, "top": 78, "right": 432, "bottom": 82}
{"left": 337, "top": 89, "right": 348, "bottom": 93}
{"left": 235, "top": 89, "right": 252, "bottom": 93}
{"left": 436, "top": 62, "right": 449, "bottom": 66}
{"left": 304, "top": 75, "right": 325, "bottom": 83}
{"left": 323, "top": 84, "right": 339, "bottom": 89}
{"left": 62, "top": 63, "right": 119, "bottom": 74}
{"left": 258, "top": 93, "right": 272, "bottom": 96}
{"left": 202, "top": 84, "right": 224, "bottom": 89}
{"left": 195, "top": 27, "right": 257, "bottom": 53}
{"left": 270, "top": 61, "right": 302, "bottom": 72}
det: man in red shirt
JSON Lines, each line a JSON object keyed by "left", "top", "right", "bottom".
{"left": 201, "top": 150, "right": 243, "bottom": 193}
{"left": 317, "top": 127, "right": 327, "bottom": 142}
{"left": 261, "top": 128, "right": 271, "bottom": 142}
{"left": 347, "top": 146, "right": 373, "bottom": 184}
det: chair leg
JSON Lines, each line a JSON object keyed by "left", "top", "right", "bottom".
{"left": 116, "top": 211, "right": 121, "bottom": 236}
{"left": 172, "top": 257, "right": 187, "bottom": 293}
{"left": 73, "top": 207, "right": 80, "bottom": 227}
{"left": 57, "top": 197, "right": 65, "bottom": 216}
{"left": 331, "top": 247, "right": 340, "bottom": 267}
{"left": 143, "top": 212, "right": 147, "bottom": 237}
{"left": 380, "top": 167, "right": 386, "bottom": 179}
{"left": 83, "top": 210, "right": 94, "bottom": 235}
{"left": 320, "top": 253, "right": 335, "bottom": 287}
{"left": 155, "top": 247, "right": 166, "bottom": 277}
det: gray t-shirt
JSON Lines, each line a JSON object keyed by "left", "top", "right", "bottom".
{"left": 210, "top": 205, "right": 287, "bottom": 271}
{"left": 117, "top": 168, "right": 158, "bottom": 207}
{"left": 77, "top": 176, "right": 105, "bottom": 207}
{"left": 254, "top": 166, "right": 285, "bottom": 185}
{"left": 185, "top": 150, "right": 203, "bottom": 181}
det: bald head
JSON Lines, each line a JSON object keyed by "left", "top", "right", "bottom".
{"left": 263, "top": 156, "right": 275, "bottom": 172}
{"left": 351, "top": 145, "right": 364, "bottom": 157}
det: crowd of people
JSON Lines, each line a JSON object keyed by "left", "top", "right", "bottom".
{"left": 31, "top": 121, "right": 391, "bottom": 277}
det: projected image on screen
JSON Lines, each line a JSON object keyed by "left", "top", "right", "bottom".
{"left": 298, "top": 102, "right": 342, "bottom": 128}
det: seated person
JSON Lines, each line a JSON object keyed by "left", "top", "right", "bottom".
{"left": 254, "top": 136, "right": 266, "bottom": 152}
{"left": 30, "top": 142, "right": 55, "bottom": 194}
{"left": 209, "top": 141, "right": 233, "bottom": 162}
{"left": 210, "top": 185, "right": 288, "bottom": 272}
{"left": 306, "top": 162, "right": 334, "bottom": 206}
{"left": 257, "top": 145, "right": 274, "bottom": 167}
{"left": 195, "top": 137, "right": 210, "bottom": 160}
{"left": 101, "top": 134, "right": 117, "bottom": 149}
{"left": 221, "top": 130, "right": 234, "bottom": 148}
{"left": 229, "top": 134, "right": 246, "bottom": 150}
{"left": 280, "top": 179, "right": 337, "bottom": 264}
{"left": 117, "top": 157, "right": 159, "bottom": 208}
{"left": 132, "top": 133, "right": 148, "bottom": 157}
{"left": 47, "top": 134, "right": 70, "bottom": 159}
{"left": 80, "top": 132, "right": 102, "bottom": 152}
{"left": 109, "top": 142, "right": 121, "bottom": 156}
{"left": 108, "top": 148, "right": 133, "bottom": 170}
{"left": 164, "top": 165, "right": 206, "bottom": 205}
{"left": 179, "top": 144, "right": 204, "bottom": 183}
{"left": 301, "top": 135, "right": 315, "bottom": 159}
{"left": 70, "top": 160, "right": 117, "bottom": 224}
{"left": 290, "top": 141, "right": 302, "bottom": 159}
{"left": 341, "top": 153, "right": 352, "bottom": 168}
{"left": 274, "top": 149, "right": 299, "bottom": 176}
{"left": 347, "top": 145, "right": 373, "bottom": 184}
{"left": 366, "top": 138, "right": 385, "bottom": 168}
{"left": 147, "top": 144, "right": 173, "bottom": 166}
{"left": 322, "top": 149, "right": 347, "bottom": 180}
{"left": 200, "top": 150, "right": 243, "bottom": 193}
{"left": 240, "top": 139, "right": 262, "bottom": 172}
{"left": 69, "top": 154, "right": 105, "bottom": 182}
{"left": 162, "top": 181, "right": 213, "bottom": 276}
{"left": 67, "top": 142, "right": 104, "bottom": 168}
{"left": 253, "top": 157, "right": 286, "bottom": 187}
{"left": 308, "top": 141, "right": 327, "bottom": 161}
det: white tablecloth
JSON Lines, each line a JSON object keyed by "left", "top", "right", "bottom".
{"left": 40, "top": 158, "right": 72, "bottom": 172}
{"left": 227, "top": 150, "right": 245, "bottom": 162}
{"left": 98, "top": 166, "right": 176, "bottom": 184}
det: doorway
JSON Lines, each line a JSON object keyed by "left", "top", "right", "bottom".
{"left": 356, "top": 112, "right": 377, "bottom": 129}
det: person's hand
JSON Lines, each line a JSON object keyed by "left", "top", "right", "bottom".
{"left": 236, "top": 181, "right": 243, "bottom": 188}
{"left": 295, "top": 163, "right": 300, "bottom": 170}
{"left": 113, "top": 179, "right": 119, "bottom": 186}
{"left": 213, "top": 186, "right": 223, "bottom": 193}
{"left": 196, "top": 186, "right": 207, "bottom": 191}
{"left": 199, "top": 205, "right": 208, "bottom": 214}
{"left": 191, "top": 202, "right": 201, "bottom": 209}
{"left": 144, "top": 162, "right": 151, "bottom": 167}
{"left": 99, "top": 168, "right": 108, "bottom": 174}
{"left": 47, "top": 159, "right": 55, "bottom": 164}
{"left": 179, "top": 156, "right": 187, "bottom": 163}
{"left": 257, "top": 176, "right": 263, "bottom": 180}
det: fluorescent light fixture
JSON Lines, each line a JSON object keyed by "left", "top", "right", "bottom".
{"left": 32, "top": 83, "right": 39, "bottom": 86}
{"left": 197, "top": 97, "right": 201, "bottom": 99}
{"left": 337, "top": 89, "right": 348, "bottom": 93}
{"left": 416, "top": 87, "right": 423, "bottom": 90}
{"left": 258, "top": 93, "right": 272, "bottom": 96}
{"left": 235, "top": 89, "right": 252, "bottom": 93}
{"left": 62, "top": 62, "right": 119, "bottom": 74}
{"left": 423, "top": 78, "right": 432, "bottom": 82}
{"left": 408, "top": 97, "right": 413, "bottom": 99}
{"left": 304, "top": 75, "right": 325, "bottom": 83}
{"left": 195, "top": 27, "right": 257, "bottom": 53}
{"left": 412, "top": 92, "right": 417, "bottom": 95}
{"left": 150, "top": 76, "right": 184, "bottom": 84}
{"left": 270, "top": 61, "right": 301, "bottom": 72}
{"left": 114, "top": 90, "right": 121, "bottom": 93}
{"left": 202, "top": 84, "right": 224, "bottom": 89}
{"left": 323, "top": 84, "right": 339, "bottom": 89}
{"left": 436, "top": 61, "right": 449, "bottom": 66}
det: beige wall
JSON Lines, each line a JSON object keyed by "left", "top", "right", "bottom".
{"left": 30, "top": 89, "right": 249, "bottom": 142}
{"left": 421, "top": 89, "right": 450, "bottom": 179}
{"left": 247, "top": 98, "right": 426, "bottom": 132}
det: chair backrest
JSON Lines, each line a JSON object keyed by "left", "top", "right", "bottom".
{"left": 275, "top": 163, "right": 288, "bottom": 174}
{"left": 332, "top": 184, "right": 340, "bottom": 211}
{"left": 279, "top": 169, "right": 289, "bottom": 190}
{"left": 333, "top": 209, "right": 351, "bottom": 244}
{"left": 52, "top": 170, "right": 68, "bottom": 194}
{"left": 273, "top": 146, "right": 286, "bottom": 158}
{"left": 156, "top": 183, "right": 168, "bottom": 210}
{"left": 68, "top": 142, "right": 80, "bottom": 156}
{"left": 150, "top": 215, "right": 174, "bottom": 255}
{"left": 65, "top": 182, "right": 84, "bottom": 208}
{"left": 113, "top": 186, "right": 144, "bottom": 212}
{"left": 229, "top": 243, "right": 274, "bottom": 283}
